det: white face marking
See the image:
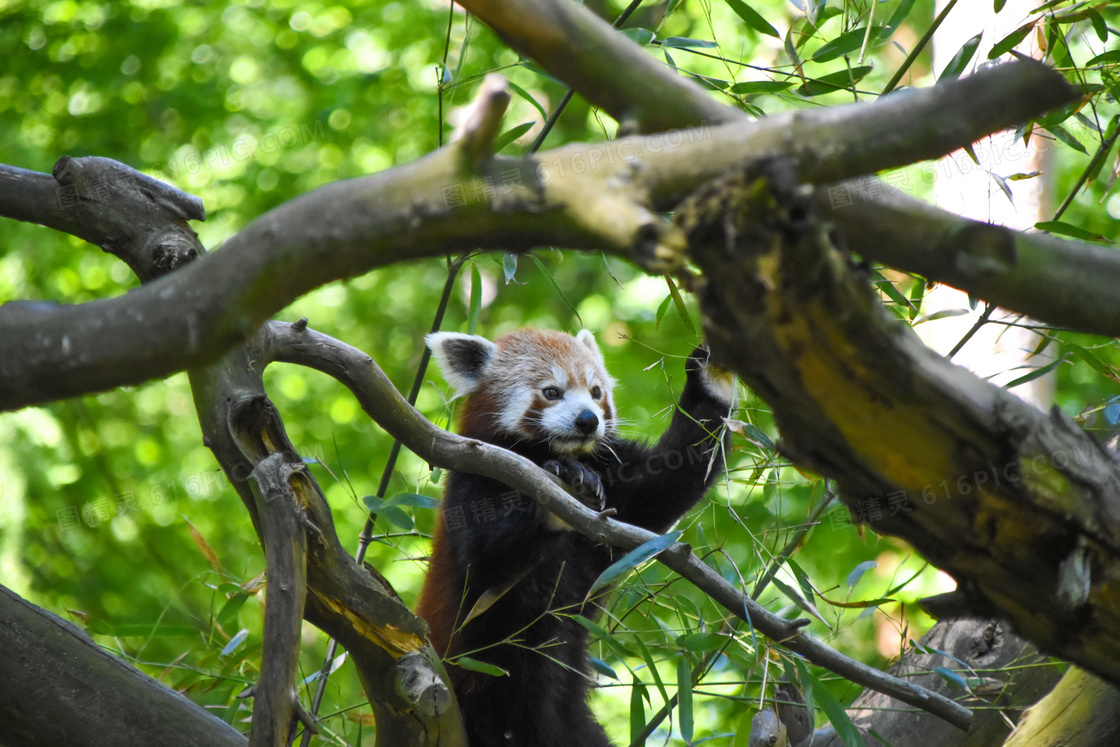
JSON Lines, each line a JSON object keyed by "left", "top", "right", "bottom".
{"left": 538, "top": 386, "right": 606, "bottom": 453}
{"left": 472, "top": 329, "right": 618, "bottom": 451}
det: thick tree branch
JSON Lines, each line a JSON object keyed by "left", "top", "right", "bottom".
{"left": 0, "top": 158, "right": 205, "bottom": 281}
{"left": 0, "top": 62, "right": 1076, "bottom": 411}
{"left": 458, "top": 0, "right": 740, "bottom": 133}
{"left": 463, "top": 0, "right": 1120, "bottom": 337}
{"left": 817, "top": 188, "right": 1120, "bottom": 338}
{"left": 0, "top": 585, "right": 247, "bottom": 747}
{"left": 683, "top": 158, "right": 1120, "bottom": 687}
{"left": 189, "top": 332, "right": 466, "bottom": 747}
{"left": 263, "top": 321, "right": 973, "bottom": 730}
{"left": 804, "top": 618, "right": 1060, "bottom": 747}
{"left": 238, "top": 448, "right": 311, "bottom": 747}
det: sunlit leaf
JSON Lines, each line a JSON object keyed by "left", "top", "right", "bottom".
{"left": 938, "top": 33, "right": 982, "bottom": 81}
{"left": 726, "top": 0, "right": 779, "bottom": 38}
{"left": 589, "top": 531, "right": 682, "bottom": 595}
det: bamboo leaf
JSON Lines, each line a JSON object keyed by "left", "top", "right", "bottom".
{"left": 677, "top": 657, "right": 694, "bottom": 743}
{"left": 797, "top": 66, "right": 872, "bottom": 96}
{"left": 456, "top": 656, "right": 508, "bottom": 677}
{"left": 813, "top": 27, "right": 884, "bottom": 63}
{"left": 988, "top": 22, "right": 1034, "bottom": 59}
{"left": 590, "top": 531, "right": 682, "bottom": 595}
{"left": 726, "top": 0, "right": 779, "bottom": 38}
{"left": 493, "top": 121, "right": 533, "bottom": 153}
{"left": 1005, "top": 355, "right": 1067, "bottom": 389}
{"left": 804, "top": 669, "right": 863, "bottom": 746}
{"left": 664, "top": 275, "right": 696, "bottom": 334}
{"left": 467, "top": 262, "right": 483, "bottom": 334}
{"left": 220, "top": 628, "right": 250, "bottom": 656}
{"left": 846, "top": 560, "right": 877, "bottom": 589}
{"left": 730, "top": 80, "right": 793, "bottom": 95}
{"left": 939, "top": 33, "right": 982, "bottom": 81}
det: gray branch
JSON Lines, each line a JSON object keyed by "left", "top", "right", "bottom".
{"left": 0, "top": 585, "right": 246, "bottom": 747}
{"left": 0, "top": 61, "right": 1080, "bottom": 412}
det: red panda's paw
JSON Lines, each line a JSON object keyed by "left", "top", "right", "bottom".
{"left": 686, "top": 345, "right": 738, "bottom": 407}
{"left": 543, "top": 458, "right": 606, "bottom": 511}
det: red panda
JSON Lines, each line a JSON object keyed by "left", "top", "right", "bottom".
{"left": 417, "top": 328, "right": 736, "bottom": 746}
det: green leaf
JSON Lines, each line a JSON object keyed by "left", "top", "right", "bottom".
{"left": 1089, "top": 10, "right": 1108, "bottom": 43}
{"left": 797, "top": 66, "right": 873, "bottom": 96}
{"left": 805, "top": 669, "right": 863, "bottom": 747}
{"left": 655, "top": 292, "right": 673, "bottom": 328}
{"left": 678, "top": 632, "right": 727, "bottom": 653}
{"left": 730, "top": 79, "right": 793, "bottom": 95}
{"left": 913, "top": 308, "right": 970, "bottom": 325}
{"left": 507, "top": 81, "right": 547, "bottom": 122}
{"left": 664, "top": 275, "right": 696, "bottom": 334}
{"left": 573, "top": 614, "right": 635, "bottom": 660}
{"left": 1064, "top": 342, "right": 1114, "bottom": 377}
{"left": 933, "top": 666, "right": 969, "bottom": 690}
{"left": 771, "top": 575, "right": 831, "bottom": 629}
{"left": 589, "top": 531, "right": 682, "bottom": 595}
{"left": 1085, "top": 50, "right": 1120, "bottom": 67}
{"left": 1035, "top": 220, "right": 1106, "bottom": 242}
{"left": 220, "top": 628, "right": 249, "bottom": 656}
{"left": 635, "top": 638, "right": 670, "bottom": 703}
{"left": 502, "top": 252, "right": 518, "bottom": 284}
{"left": 1004, "top": 355, "right": 1067, "bottom": 389}
{"left": 663, "top": 36, "right": 718, "bottom": 49}
{"left": 1049, "top": 124, "right": 1088, "bottom": 155}
{"left": 456, "top": 656, "right": 508, "bottom": 677}
{"left": 846, "top": 560, "right": 877, "bottom": 589}
{"left": 881, "top": 0, "right": 917, "bottom": 39}
{"left": 217, "top": 592, "right": 249, "bottom": 630}
{"left": 530, "top": 255, "right": 583, "bottom": 326}
{"left": 677, "top": 657, "right": 694, "bottom": 744}
{"left": 726, "top": 0, "right": 779, "bottom": 38}
{"left": 994, "top": 0, "right": 1006, "bottom": 11}
{"left": 872, "top": 270, "right": 916, "bottom": 312}
{"left": 493, "top": 121, "right": 534, "bottom": 154}
{"left": 383, "top": 493, "right": 440, "bottom": 510}
{"left": 988, "top": 22, "right": 1033, "bottom": 59}
{"left": 788, "top": 558, "right": 817, "bottom": 610}
{"left": 364, "top": 495, "right": 416, "bottom": 529}
{"left": 938, "top": 33, "right": 982, "bottom": 81}
{"left": 812, "top": 27, "right": 883, "bottom": 63}
{"left": 630, "top": 677, "right": 649, "bottom": 745}
{"left": 467, "top": 262, "right": 483, "bottom": 334}
{"left": 742, "top": 423, "right": 774, "bottom": 449}
{"left": 590, "top": 657, "right": 618, "bottom": 679}
{"left": 620, "top": 27, "right": 655, "bottom": 46}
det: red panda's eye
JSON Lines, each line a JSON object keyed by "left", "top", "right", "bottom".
{"left": 591, "top": 386, "right": 602, "bottom": 399}
{"left": 542, "top": 386, "right": 562, "bottom": 400}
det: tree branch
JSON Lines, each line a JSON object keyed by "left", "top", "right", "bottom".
{"left": 0, "top": 585, "right": 247, "bottom": 746}
{"left": 0, "top": 158, "right": 204, "bottom": 282}
{"left": 189, "top": 329, "right": 467, "bottom": 747}
{"left": 683, "top": 157, "right": 1120, "bottom": 688}
{"left": 0, "top": 61, "right": 1076, "bottom": 411}
{"left": 458, "top": 0, "right": 740, "bottom": 133}
{"left": 264, "top": 321, "right": 973, "bottom": 730}
{"left": 816, "top": 188, "right": 1120, "bottom": 338}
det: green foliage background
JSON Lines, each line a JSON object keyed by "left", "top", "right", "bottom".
{"left": 1, "top": 0, "right": 1118, "bottom": 743}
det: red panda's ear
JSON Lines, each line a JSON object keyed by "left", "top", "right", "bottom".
{"left": 426, "top": 332, "right": 496, "bottom": 397}
{"left": 575, "top": 329, "right": 605, "bottom": 367}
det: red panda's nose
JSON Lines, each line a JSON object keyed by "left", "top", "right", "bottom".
{"left": 574, "top": 410, "right": 599, "bottom": 436}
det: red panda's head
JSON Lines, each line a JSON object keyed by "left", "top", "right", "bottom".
{"left": 427, "top": 328, "right": 616, "bottom": 454}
